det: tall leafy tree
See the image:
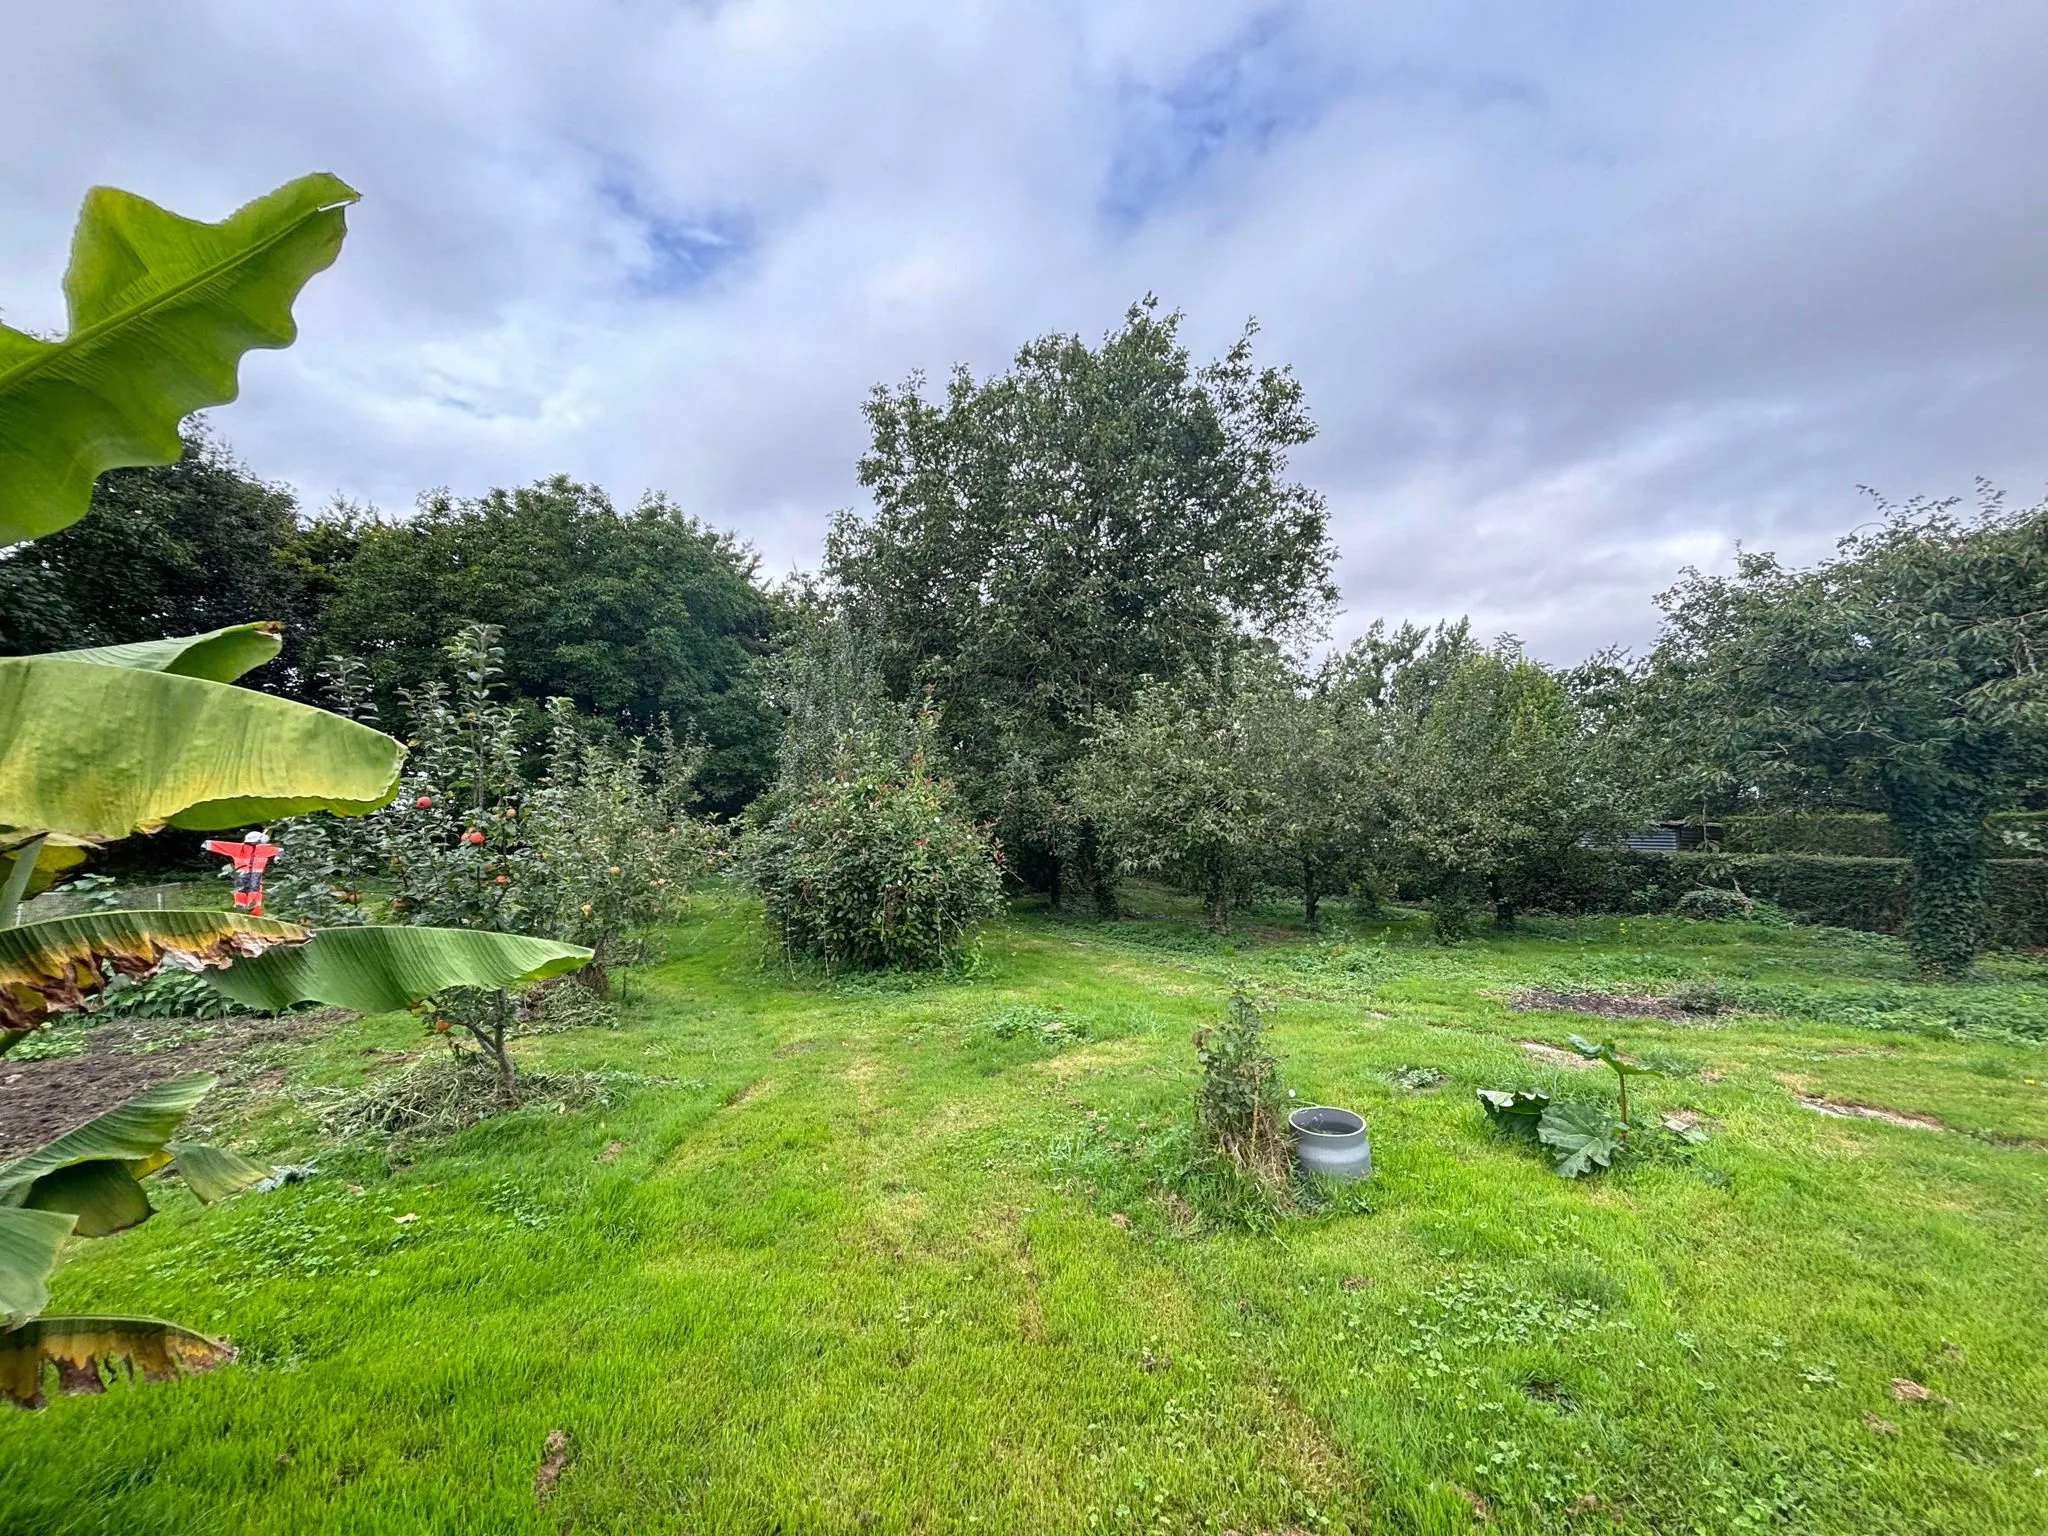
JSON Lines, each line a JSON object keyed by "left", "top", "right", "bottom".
{"left": 1385, "top": 637, "right": 1628, "bottom": 939}
{"left": 1646, "top": 494, "right": 2048, "bottom": 973}
{"left": 827, "top": 299, "right": 1336, "bottom": 902}
{"left": 315, "top": 476, "right": 778, "bottom": 812}
{"left": 0, "top": 429, "right": 332, "bottom": 694}
{"left": 1072, "top": 648, "right": 1379, "bottom": 930}
{"left": 1073, "top": 655, "right": 1287, "bottom": 931}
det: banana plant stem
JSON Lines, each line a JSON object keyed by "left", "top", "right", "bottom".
{"left": 0, "top": 834, "right": 49, "bottom": 929}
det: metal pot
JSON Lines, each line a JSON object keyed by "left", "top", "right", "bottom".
{"left": 1288, "top": 1104, "right": 1372, "bottom": 1181}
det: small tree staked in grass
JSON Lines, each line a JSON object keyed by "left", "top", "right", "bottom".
{"left": 1189, "top": 990, "right": 1295, "bottom": 1220}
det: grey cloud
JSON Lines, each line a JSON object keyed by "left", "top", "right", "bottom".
{"left": 5, "top": 0, "right": 2046, "bottom": 662}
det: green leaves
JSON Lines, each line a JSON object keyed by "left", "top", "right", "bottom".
{"left": 43, "top": 621, "right": 283, "bottom": 684}
{"left": 0, "top": 1076, "right": 270, "bottom": 1254}
{"left": 0, "top": 657, "right": 403, "bottom": 842}
{"left": 206, "top": 925, "right": 591, "bottom": 1014}
{"left": 0, "top": 908, "right": 307, "bottom": 1038}
{"left": 1482, "top": 1037, "right": 1704, "bottom": 1178}
{"left": 0, "top": 174, "right": 357, "bottom": 545}
{"left": 0, "top": 1208, "right": 76, "bottom": 1328}
{"left": 1476, "top": 1087, "right": 1551, "bottom": 1137}
{"left": 1537, "top": 1101, "right": 1628, "bottom": 1179}
{"left": 164, "top": 1142, "right": 273, "bottom": 1205}
{"left": 0, "top": 1073, "right": 215, "bottom": 1235}
{"left": 1568, "top": 1034, "right": 1660, "bottom": 1124}
{"left": 1567, "top": 1034, "right": 1659, "bottom": 1078}
{"left": 1, "top": 1315, "right": 235, "bottom": 1410}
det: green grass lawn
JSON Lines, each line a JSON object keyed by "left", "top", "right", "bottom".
{"left": 3, "top": 891, "right": 2046, "bottom": 1534}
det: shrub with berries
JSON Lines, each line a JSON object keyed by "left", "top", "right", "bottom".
{"left": 739, "top": 709, "right": 1002, "bottom": 972}
{"left": 269, "top": 625, "right": 719, "bottom": 995}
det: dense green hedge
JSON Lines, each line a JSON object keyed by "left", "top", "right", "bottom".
{"left": 1985, "top": 859, "right": 2048, "bottom": 950}
{"left": 1716, "top": 811, "right": 2048, "bottom": 858}
{"left": 1510, "top": 848, "right": 2048, "bottom": 948}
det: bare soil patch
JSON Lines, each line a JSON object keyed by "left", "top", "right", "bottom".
{"left": 1795, "top": 1094, "right": 1946, "bottom": 1131}
{"left": 1509, "top": 987, "right": 1695, "bottom": 1022}
{"left": 0, "top": 1010, "right": 349, "bottom": 1158}
{"left": 1520, "top": 1040, "right": 1599, "bottom": 1070}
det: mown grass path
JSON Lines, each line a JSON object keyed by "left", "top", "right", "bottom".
{"left": 2, "top": 895, "right": 2045, "bottom": 1534}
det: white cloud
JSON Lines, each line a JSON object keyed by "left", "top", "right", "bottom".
{"left": 6, "top": 0, "right": 2047, "bottom": 658}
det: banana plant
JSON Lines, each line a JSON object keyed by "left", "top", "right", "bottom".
{"left": 0, "top": 175, "right": 593, "bottom": 1406}
{"left": 0, "top": 1074, "right": 270, "bottom": 1408}
{"left": 0, "top": 175, "right": 357, "bottom": 547}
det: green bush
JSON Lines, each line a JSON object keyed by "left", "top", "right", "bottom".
{"left": 1187, "top": 989, "right": 1297, "bottom": 1225}
{"left": 1717, "top": 814, "right": 1894, "bottom": 857}
{"left": 1717, "top": 811, "right": 2048, "bottom": 858}
{"left": 740, "top": 761, "right": 1004, "bottom": 971}
{"left": 1673, "top": 887, "right": 1753, "bottom": 921}
{"left": 1515, "top": 848, "right": 2046, "bottom": 949}
{"left": 1983, "top": 859, "right": 2048, "bottom": 949}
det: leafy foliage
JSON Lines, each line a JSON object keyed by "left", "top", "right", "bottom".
{"left": 0, "top": 174, "right": 356, "bottom": 545}
{"left": 1646, "top": 492, "right": 2048, "bottom": 973}
{"left": 0, "top": 433, "right": 326, "bottom": 692}
{"left": 313, "top": 477, "right": 778, "bottom": 811}
{"left": 1674, "top": 887, "right": 1757, "bottom": 921}
{"left": 206, "top": 926, "right": 592, "bottom": 1016}
{"left": 1566, "top": 1033, "right": 1662, "bottom": 1125}
{"left": 1536, "top": 1101, "right": 1628, "bottom": 1179}
{"left": 1476, "top": 1087, "right": 1551, "bottom": 1137}
{"left": 0, "top": 1314, "right": 235, "bottom": 1411}
{"left": 1074, "top": 648, "right": 1383, "bottom": 930}
{"left": 828, "top": 300, "right": 1336, "bottom": 899}
{"left": 0, "top": 174, "right": 597, "bottom": 1388}
{"left": 102, "top": 962, "right": 264, "bottom": 1021}
{"left": 273, "top": 628, "right": 712, "bottom": 956}
{"left": 0, "top": 1070, "right": 271, "bottom": 1387}
{"left": 1188, "top": 990, "right": 1295, "bottom": 1221}
{"left": 740, "top": 719, "right": 1004, "bottom": 972}
{"left": 1381, "top": 632, "right": 1636, "bottom": 939}
{"left": 0, "top": 909, "right": 305, "bottom": 1040}
{"left": 518, "top": 698, "right": 717, "bottom": 988}
{"left": 0, "top": 656, "right": 403, "bottom": 842}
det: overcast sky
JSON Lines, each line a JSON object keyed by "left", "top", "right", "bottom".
{"left": 7, "top": 2, "right": 2047, "bottom": 660}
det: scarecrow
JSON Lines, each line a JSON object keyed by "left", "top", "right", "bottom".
{"left": 203, "top": 830, "right": 282, "bottom": 916}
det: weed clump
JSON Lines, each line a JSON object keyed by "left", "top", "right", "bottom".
{"left": 1188, "top": 989, "right": 1295, "bottom": 1222}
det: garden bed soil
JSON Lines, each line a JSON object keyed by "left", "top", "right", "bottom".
{"left": 1508, "top": 987, "right": 1699, "bottom": 1022}
{"left": 0, "top": 1010, "right": 350, "bottom": 1159}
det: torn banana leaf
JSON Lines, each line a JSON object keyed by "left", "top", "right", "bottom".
{"left": 42, "top": 621, "right": 284, "bottom": 684}
{"left": 0, "top": 658, "right": 403, "bottom": 843}
{"left": 0, "top": 1315, "right": 234, "bottom": 1409}
{"left": 0, "top": 1207, "right": 77, "bottom": 1328}
{"left": 0, "top": 174, "right": 356, "bottom": 546}
{"left": 165, "top": 1142, "right": 273, "bottom": 1204}
{"left": 209, "top": 925, "right": 591, "bottom": 1014}
{"left": 0, "top": 909, "right": 306, "bottom": 1040}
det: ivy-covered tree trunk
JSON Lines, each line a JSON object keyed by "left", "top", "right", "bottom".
{"left": 1302, "top": 859, "right": 1321, "bottom": 932}
{"left": 1888, "top": 767, "right": 1998, "bottom": 976}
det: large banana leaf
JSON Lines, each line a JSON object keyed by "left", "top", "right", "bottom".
{"left": 0, "top": 1315, "right": 234, "bottom": 1410}
{"left": 164, "top": 1142, "right": 272, "bottom": 1204}
{"left": 0, "top": 836, "right": 88, "bottom": 907}
{"left": 0, "top": 909, "right": 306, "bottom": 1038}
{"left": 0, "top": 658, "right": 402, "bottom": 842}
{"left": 209, "top": 926, "right": 593, "bottom": 1014}
{"left": 43, "top": 621, "right": 283, "bottom": 684}
{"left": 0, "top": 174, "right": 357, "bottom": 546}
{"left": 0, "top": 1073, "right": 215, "bottom": 1234}
{"left": 0, "top": 1208, "right": 76, "bottom": 1328}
